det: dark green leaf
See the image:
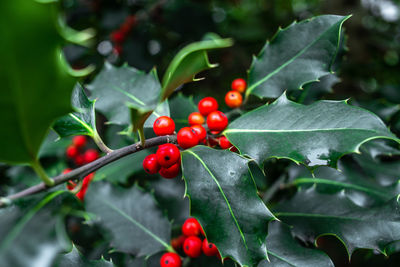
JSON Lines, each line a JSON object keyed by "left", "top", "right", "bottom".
{"left": 259, "top": 221, "right": 334, "bottom": 267}
{"left": 85, "top": 182, "right": 172, "bottom": 257}
{"left": 0, "top": 191, "right": 76, "bottom": 267}
{"left": 39, "top": 130, "right": 71, "bottom": 159}
{"left": 246, "top": 15, "right": 350, "bottom": 99}
{"left": 161, "top": 37, "right": 233, "bottom": 100}
{"left": 0, "top": 0, "right": 75, "bottom": 164}
{"left": 181, "top": 146, "right": 276, "bottom": 266}
{"left": 87, "top": 63, "right": 161, "bottom": 130}
{"left": 53, "top": 84, "right": 97, "bottom": 138}
{"left": 225, "top": 93, "right": 399, "bottom": 168}
{"left": 274, "top": 188, "right": 400, "bottom": 256}
{"left": 54, "top": 246, "right": 114, "bottom": 267}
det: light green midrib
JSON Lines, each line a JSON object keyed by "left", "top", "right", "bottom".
{"left": 99, "top": 199, "right": 170, "bottom": 249}
{"left": 293, "top": 178, "right": 390, "bottom": 199}
{"left": 247, "top": 19, "right": 342, "bottom": 96}
{"left": 274, "top": 212, "right": 363, "bottom": 221}
{"left": 186, "top": 150, "right": 249, "bottom": 250}
{"left": 0, "top": 191, "right": 65, "bottom": 254}
{"left": 225, "top": 128, "right": 384, "bottom": 134}
{"left": 69, "top": 113, "right": 95, "bottom": 136}
{"left": 267, "top": 250, "right": 296, "bottom": 266}
{"left": 111, "top": 85, "right": 146, "bottom": 106}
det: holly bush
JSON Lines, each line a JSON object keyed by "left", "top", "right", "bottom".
{"left": 1, "top": 1, "right": 400, "bottom": 267}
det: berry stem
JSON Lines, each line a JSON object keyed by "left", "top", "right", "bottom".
{"left": 93, "top": 132, "right": 113, "bottom": 154}
{"left": 31, "top": 160, "right": 54, "bottom": 187}
{"left": 138, "top": 127, "right": 146, "bottom": 147}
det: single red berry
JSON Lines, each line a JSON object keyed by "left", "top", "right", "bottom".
{"left": 159, "top": 162, "right": 180, "bottom": 179}
{"left": 225, "top": 90, "right": 243, "bottom": 108}
{"left": 182, "top": 218, "right": 202, "bottom": 236}
{"left": 171, "top": 235, "right": 187, "bottom": 251}
{"left": 183, "top": 236, "right": 202, "bottom": 258}
{"left": 191, "top": 125, "right": 207, "bottom": 141}
{"left": 198, "top": 97, "right": 218, "bottom": 116}
{"left": 153, "top": 116, "right": 175, "bottom": 136}
{"left": 219, "top": 136, "right": 232, "bottom": 149}
{"left": 177, "top": 127, "right": 199, "bottom": 149}
{"left": 84, "top": 149, "right": 99, "bottom": 164}
{"left": 76, "top": 173, "right": 95, "bottom": 201}
{"left": 202, "top": 239, "right": 219, "bottom": 256}
{"left": 231, "top": 78, "right": 247, "bottom": 93}
{"left": 66, "top": 145, "right": 79, "bottom": 159}
{"left": 160, "top": 252, "right": 182, "bottom": 267}
{"left": 74, "top": 154, "right": 85, "bottom": 166}
{"left": 110, "top": 30, "right": 125, "bottom": 43}
{"left": 156, "top": 144, "right": 180, "bottom": 168}
{"left": 143, "top": 154, "right": 160, "bottom": 174}
{"left": 207, "top": 111, "right": 228, "bottom": 132}
{"left": 188, "top": 112, "right": 205, "bottom": 126}
{"left": 72, "top": 135, "right": 87, "bottom": 148}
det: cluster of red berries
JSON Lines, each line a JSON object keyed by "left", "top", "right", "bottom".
{"left": 160, "top": 218, "right": 220, "bottom": 267}
{"left": 64, "top": 136, "right": 100, "bottom": 201}
{"left": 224, "top": 78, "right": 247, "bottom": 108}
{"left": 110, "top": 15, "right": 137, "bottom": 55}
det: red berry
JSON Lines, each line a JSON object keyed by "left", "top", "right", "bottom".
{"left": 188, "top": 112, "right": 205, "bottom": 126}
{"left": 110, "top": 30, "right": 125, "bottom": 43}
{"left": 72, "top": 135, "right": 87, "bottom": 148}
{"left": 182, "top": 218, "right": 202, "bottom": 236}
{"left": 219, "top": 136, "right": 232, "bottom": 149}
{"left": 207, "top": 111, "right": 228, "bottom": 132}
{"left": 183, "top": 236, "right": 202, "bottom": 258}
{"left": 66, "top": 145, "right": 79, "bottom": 159}
{"left": 76, "top": 173, "right": 94, "bottom": 201}
{"left": 191, "top": 125, "right": 207, "bottom": 141}
{"left": 177, "top": 127, "right": 199, "bottom": 149}
{"left": 84, "top": 149, "right": 99, "bottom": 164}
{"left": 153, "top": 116, "right": 175, "bottom": 136}
{"left": 225, "top": 91, "right": 243, "bottom": 108}
{"left": 171, "top": 235, "right": 187, "bottom": 251}
{"left": 159, "top": 162, "right": 180, "bottom": 179}
{"left": 74, "top": 154, "right": 85, "bottom": 166}
{"left": 160, "top": 252, "right": 181, "bottom": 267}
{"left": 198, "top": 97, "right": 218, "bottom": 116}
{"left": 202, "top": 239, "right": 219, "bottom": 256}
{"left": 156, "top": 144, "right": 180, "bottom": 168}
{"left": 231, "top": 78, "right": 247, "bottom": 93}
{"left": 142, "top": 154, "right": 160, "bottom": 174}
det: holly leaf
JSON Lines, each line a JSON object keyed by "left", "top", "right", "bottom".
{"left": 246, "top": 15, "right": 350, "bottom": 99}
{"left": 259, "top": 221, "right": 334, "bottom": 267}
{"left": 224, "top": 93, "right": 399, "bottom": 168}
{"left": 85, "top": 182, "right": 172, "bottom": 257}
{"left": 274, "top": 188, "right": 400, "bottom": 256}
{"left": 0, "top": 191, "right": 77, "bottom": 267}
{"left": 0, "top": 0, "right": 76, "bottom": 164}
{"left": 143, "top": 100, "right": 170, "bottom": 128}
{"left": 161, "top": 36, "right": 233, "bottom": 100}
{"left": 53, "top": 83, "right": 97, "bottom": 138}
{"left": 181, "top": 146, "right": 276, "bottom": 266}
{"left": 54, "top": 245, "right": 114, "bottom": 267}
{"left": 87, "top": 63, "right": 161, "bottom": 131}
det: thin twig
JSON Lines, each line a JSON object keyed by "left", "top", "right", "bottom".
{"left": 0, "top": 134, "right": 177, "bottom": 208}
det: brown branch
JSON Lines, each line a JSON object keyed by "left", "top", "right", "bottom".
{"left": 0, "top": 134, "right": 177, "bottom": 208}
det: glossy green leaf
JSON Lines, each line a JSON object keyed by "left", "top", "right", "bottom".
{"left": 246, "top": 15, "right": 350, "bottom": 99}
{"left": 0, "top": 0, "right": 75, "bottom": 164}
{"left": 259, "top": 221, "right": 334, "bottom": 267}
{"left": 87, "top": 63, "right": 161, "bottom": 131}
{"left": 53, "top": 83, "right": 97, "bottom": 138}
{"left": 181, "top": 146, "right": 276, "bottom": 267}
{"left": 169, "top": 93, "right": 197, "bottom": 130}
{"left": 54, "top": 246, "right": 114, "bottom": 267}
{"left": 85, "top": 182, "right": 172, "bottom": 257}
{"left": 161, "top": 37, "right": 233, "bottom": 100}
{"left": 225, "top": 93, "right": 399, "bottom": 168}
{"left": 274, "top": 188, "right": 400, "bottom": 256}
{"left": 0, "top": 191, "right": 76, "bottom": 267}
